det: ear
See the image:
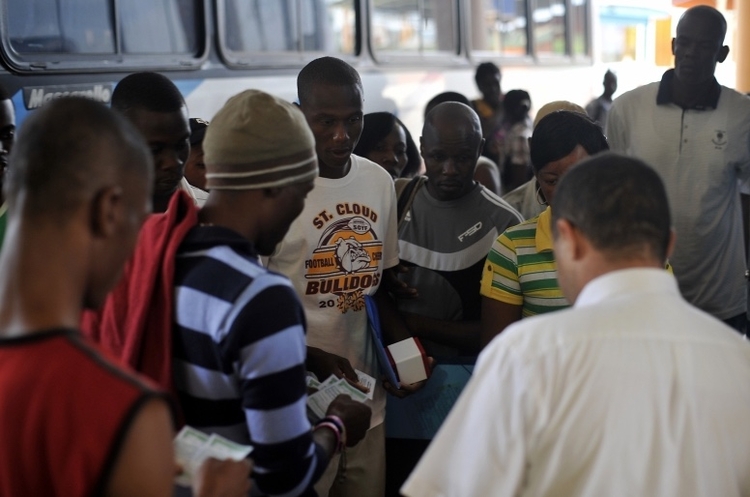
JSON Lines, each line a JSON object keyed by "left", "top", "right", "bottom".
{"left": 90, "top": 186, "right": 124, "bottom": 239}
{"left": 671, "top": 38, "right": 676, "bottom": 56}
{"left": 554, "top": 218, "right": 586, "bottom": 262}
{"left": 419, "top": 136, "right": 424, "bottom": 157}
{"left": 478, "top": 137, "right": 486, "bottom": 156}
{"left": 718, "top": 45, "right": 729, "bottom": 63}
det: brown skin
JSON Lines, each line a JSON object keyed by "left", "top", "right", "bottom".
{"left": 366, "top": 123, "right": 409, "bottom": 179}
{"left": 476, "top": 72, "right": 502, "bottom": 109}
{"left": 299, "top": 83, "right": 364, "bottom": 179}
{"left": 480, "top": 145, "right": 589, "bottom": 348}
{"left": 0, "top": 147, "right": 177, "bottom": 496}
{"left": 0, "top": 141, "right": 251, "bottom": 496}
{"left": 191, "top": 458, "right": 252, "bottom": 497}
{"left": 200, "top": 179, "right": 373, "bottom": 452}
{"left": 602, "top": 72, "right": 618, "bottom": 101}
{"left": 473, "top": 156, "right": 501, "bottom": 195}
{"left": 553, "top": 219, "right": 676, "bottom": 305}
{"left": 421, "top": 112, "right": 483, "bottom": 202}
{"left": 184, "top": 143, "right": 207, "bottom": 191}
{"left": 124, "top": 106, "right": 190, "bottom": 213}
{"left": 0, "top": 99, "right": 15, "bottom": 203}
{"left": 198, "top": 180, "right": 314, "bottom": 257}
{"left": 299, "top": 81, "right": 428, "bottom": 395}
{"left": 397, "top": 105, "right": 485, "bottom": 355}
{"left": 671, "top": 8, "right": 729, "bottom": 109}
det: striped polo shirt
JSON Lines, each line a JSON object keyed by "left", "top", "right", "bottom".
{"left": 480, "top": 206, "right": 569, "bottom": 316}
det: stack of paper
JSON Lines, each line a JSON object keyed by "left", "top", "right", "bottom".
{"left": 306, "top": 370, "right": 375, "bottom": 420}
{"left": 173, "top": 426, "right": 253, "bottom": 487}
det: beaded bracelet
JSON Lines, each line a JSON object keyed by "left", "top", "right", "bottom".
{"left": 313, "top": 421, "right": 345, "bottom": 453}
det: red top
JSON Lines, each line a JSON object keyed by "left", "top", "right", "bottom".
{"left": 0, "top": 329, "right": 168, "bottom": 497}
{"left": 81, "top": 190, "right": 199, "bottom": 396}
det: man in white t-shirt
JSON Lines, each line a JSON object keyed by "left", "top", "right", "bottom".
{"left": 607, "top": 6, "right": 750, "bottom": 333}
{"left": 266, "top": 56, "right": 426, "bottom": 497}
{"left": 403, "top": 153, "right": 750, "bottom": 497}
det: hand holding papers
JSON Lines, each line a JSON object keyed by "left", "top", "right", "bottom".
{"left": 307, "top": 370, "right": 375, "bottom": 419}
{"left": 174, "top": 426, "right": 253, "bottom": 487}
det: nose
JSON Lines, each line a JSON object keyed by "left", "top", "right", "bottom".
{"left": 332, "top": 122, "right": 350, "bottom": 143}
{"left": 382, "top": 149, "right": 398, "bottom": 165}
{"left": 442, "top": 158, "right": 459, "bottom": 176}
{"left": 159, "top": 148, "right": 185, "bottom": 172}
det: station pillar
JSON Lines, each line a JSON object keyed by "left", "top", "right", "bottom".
{"left": 737, "top": 0, "right": 750, "bottom": 92}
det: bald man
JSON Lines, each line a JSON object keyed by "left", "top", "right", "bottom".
{"left": 607, "top": 6, "right": 750, "bottom": 332}
{"left": 0, "top": 97, "right": 250, "bottom": 497}
{"left": 396, "top": 101, "right": 522, "bottom": 357}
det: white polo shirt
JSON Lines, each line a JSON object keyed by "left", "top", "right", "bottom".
{"left": 607, "top": 75, "right": 750, "bottom": 320}
{"left": 402, "top": 268, "right": 750, "bottom": 497}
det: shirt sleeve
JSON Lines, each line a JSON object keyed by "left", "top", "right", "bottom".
{"left": 480, "top": 231, "right": 524, "bottom": 305}
{"left": 401, "top": 334, "right": 531, "bottom": 497}
{"left": 605, "top": 99, "right": 628, "bottom": 154}
{"left": 229, "top": 276, "right": 328, "bottom": 496}
{"left": 381, "top": 177, "right": 400, "bottom": 270}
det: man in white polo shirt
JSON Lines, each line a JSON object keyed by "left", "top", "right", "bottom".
{"left": 607, "top": 5, "right": 750, "bottom": 333}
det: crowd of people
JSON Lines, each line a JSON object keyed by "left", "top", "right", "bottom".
{"left": 1, "top": 4, "right": 750, "bottom": 497}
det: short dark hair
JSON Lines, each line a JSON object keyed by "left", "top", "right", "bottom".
{"left": 552, "top": 153, "right": 671, "bottom": 262}
{"left": 111, "top": 72, "right": 186, "bottom": 114}
{"left": 474, "top": 62, "right": 500, "bottom": 85}
{"left": 530, "top": 111, "right": 608, "bottom": 173}
{"left": 424, "top": 91, "right": 471, "bottom": 119}
{"left": 503, "top": 89, "right": 531, "bottom": 114}
{"left": 353, "top": 112, "right": 421, "bottom": 178}
{"left": 5, "top": 97, "right": 151, "bottom": 217}
{"left": 297, "top": 57, "right": 362, "bottom": 105}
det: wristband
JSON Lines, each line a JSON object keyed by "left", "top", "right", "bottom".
{"left": 313, "top": 421, "right": 345, "bottom": 453}
{"left": 321, "top": 415, "right": 345, "bottom": 437}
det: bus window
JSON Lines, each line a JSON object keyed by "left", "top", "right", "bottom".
{"left": 569, "top": 0, "right": 589, "bottom": 56}
{"left": 2, "top": 0, "right": 205, "bottom": 70}
{"left": 371, "top": 0, "right": 457, "bottom": 56}
{"left": 220, "top": 0, "right": 356, "bottom": 58}
{"left": 532, "top": 0, "right": 566, "bottom": 56}
{"left": 119, "top": 0, "right": 198, "bottom": 54}
{"left": 470, "top": 0, "right": 528, "bottom": 57}
{"left": 7, "top": 0, "right": 115, "bottom": 54}
{"left": 7, "top": 0, "right": 198, "bottom": 55}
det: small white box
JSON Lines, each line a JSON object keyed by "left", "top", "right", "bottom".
{"left": 386, "top": 337, "right": 430, "bottom": 385}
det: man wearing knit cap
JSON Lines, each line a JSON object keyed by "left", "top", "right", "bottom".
{"left": 267, "top": 57, "right": 426, "bottom": 497}
{"left": 172, "top": 89, "right": 372, "bottom": 497}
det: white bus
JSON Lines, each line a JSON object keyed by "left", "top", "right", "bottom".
{"left": 0, "top": 0, "right": 659, "bottom": 134}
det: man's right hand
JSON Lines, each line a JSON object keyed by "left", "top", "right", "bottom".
{"left": 307, "top": 347, "right": 368, "bottom": 393}
{"left": 192, "top": 457, "right": 252, "bottom": 497}
{"left": 326, "top": 394, "right": 372, "bottom": 447}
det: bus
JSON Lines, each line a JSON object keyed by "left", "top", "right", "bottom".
{"left": 0, "top": 0, "right": 671, "bottom": 134}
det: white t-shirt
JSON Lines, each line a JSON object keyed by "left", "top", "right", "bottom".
{"left": 267, "top": 155, "right": 399, "bottom": 427}
{"left": 403, "top": 268, "right": 750, "bottom": 497}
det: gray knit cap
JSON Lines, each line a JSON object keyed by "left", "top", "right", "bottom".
{"left": 203, "top": 90, "right": 317, "bottom": 190}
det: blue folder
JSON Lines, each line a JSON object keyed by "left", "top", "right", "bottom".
{"left": 364, "top": 295, "right": 401, "bottom": 390}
